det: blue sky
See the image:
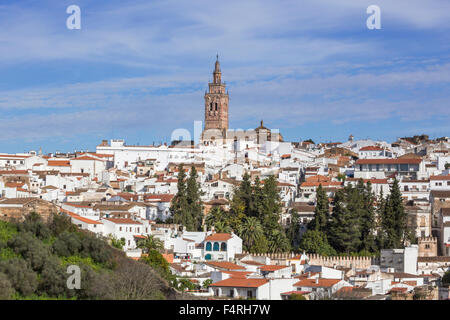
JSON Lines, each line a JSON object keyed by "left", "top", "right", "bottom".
{"left": 0, "top": 0, "right": 449, "bottom": 153}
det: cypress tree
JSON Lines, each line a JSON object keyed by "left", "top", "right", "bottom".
{"left": 328, "top": 185, "right": 362, "bottom": 254}
{"left": 308, "top": 184, "right": 329, "bottom": 233}
{"left": 359, "top": 180, "right": 377, "bottom": 252}
{"left": 381, "top": 179, "right": 409, "bottom": 248}
{"left": 186, "top": 166, "right": 204, "bottom": 231}
{"left": 261, "top": 175, "right": 282, "bottom": 233}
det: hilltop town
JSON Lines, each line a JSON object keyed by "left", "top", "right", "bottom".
{"left": 0, "top": 59, "right": 449, "bottom": 300}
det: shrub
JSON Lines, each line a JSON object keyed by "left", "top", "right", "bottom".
{"left": 52, "top": 232, "right": 82, "bottom": 257}
{"left": 8, "top": 232, "right": 52, "bottom": 272}
{"left": 0, "top": 258, "right": 38, "bottom": 296}
{"left": 17, "top": 212, "right": 51, "bottom": 240}
{"left": 0, "top": 272, "right": 15, "bottom": 299}
{"left": 48, "top": 213, "right": 77, "bottom": 237}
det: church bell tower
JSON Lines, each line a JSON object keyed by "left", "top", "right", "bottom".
{"left": 204, "top": 55, "right": 229, "bottom": 136}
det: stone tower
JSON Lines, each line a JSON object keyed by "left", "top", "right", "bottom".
{"left": 204, "top": 55, "right": 229, "bottom": 135}
{"left": 418, "top": 236, "right": 437, "bottom": 257}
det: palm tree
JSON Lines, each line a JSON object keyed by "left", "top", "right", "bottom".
{"left": 137, "top": 235, "right": 164, "bottom": 253}
{"left": 213, "top": 220, "right": 232, "bottom": 233}
{"left": 268, "top": 230, "right": 291, "bottom": 253}
{"left": 238, "top": 217, "right": 264, "bottom": 250}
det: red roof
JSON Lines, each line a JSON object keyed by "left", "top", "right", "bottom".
{"left": 205, "top": 261, "right": 245, "bottom": 271}
{"left": 144, "top": 194, "right": 175, "bottom": 203}
{"left": 0, "top": 170, "right": 28, "bottom": 175}
{"left": 260, "top": 265, "right": 289, "bottom": 272}
{"left": 210, "top": 278, "right": 269, "bottom": 288}
{"left": 430, "top": 175, "right": 450, "bottom": 181}
{"left": 301, "top": 181, "right": 343, "bottom": 187}
{"left": 280, "top": 290, "right": 310, "bottom": 295}
{"left": 356, "top": 159, "right": 422, "bottom": 165}
{"left": 294, "top": 278, "right": 341, "bottom": 288}
{"left": 48, "top": 160, "right": 71, "bottom": 167}
{"left": 61, "top": 208, "right": 102, "bottom": 225}
{"left": 104, "top": 218, "right": 142, "bottom": 225}
{"left": 359, "top": 146, "right": 384, "bottom": 151}
{"left": 5, "top": 182, "right": 25, "bottom": 188}
{"left": 205, "top": 233, "right": 232, "bottom": 241}
{"left": 72, "top": 156, "right": 102, "bottom": 161}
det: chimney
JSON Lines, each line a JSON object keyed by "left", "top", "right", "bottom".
{"left": 315, "top": 277, "right": 319, "bottom": 284}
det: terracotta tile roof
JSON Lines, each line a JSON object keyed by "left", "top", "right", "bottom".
{"left": 205, "top": 233, "right": 232, "bottom": 241}
{"left": 72, "top": 156, "right": 102, "bottom": 161}
{"left": 104, "top": 218, "right": 142, "bottom": 225}
{"left": 144, "top": 194, "right": 175, "bottom": 203}
{"left": 0, "top": 197, "right": 37, "bottom": 205}
{"left": 431, "top": 190, "right": 450, "bottom": 198}
{"left": 5, "top": 182, "right": 25, "bottom": 188}
{"left": 430, "top": 175, "right": 450, "bottom": 181}
{"left": 0, "top": 170, "right": 28, "bottom": 175}
{"left": 240, "top": 260, "right": 264, "bottom": 266}
{"left": 280, "top": 290, "right": 310, "bottom": 296}
{"left": 355, "top": 158, "right": 422, "bottom": 165}
{"left": 301, "top": 181, "right": 343, "bottom": 187}
{"left": 346, "top": 178, "right": 388, "bottom": 184}
{"left": 61, "top": 208, "right": 102, "bottom": 225}
{"left": 306, "top": 175, "right": 330, "bottom": 182}
{"left": 418, "top": 256, "right": 450, "bottom": 262}
{"left": 48, "top": 160, "right": 71, "bottom": 167}
{"left": 210, "top": 278, "right": 268, "bottom": 288}
{"left": 390, "top": 272, "right": 422, "bottom": 279}
{"left": 260, "top": 265, "right": 289, "bottom": 272}
{"left": 294, "top": 278, "right": 341, "bottom": 288}
{"left": 205, "top": 261, "right": 245, "bottom": 271}
{"left": 359, "top": 146, "right": 384, "bottom": 151}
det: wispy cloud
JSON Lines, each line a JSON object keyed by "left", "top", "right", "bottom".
{"left": 0, "top": 0, "right": 448, "bottom": 152}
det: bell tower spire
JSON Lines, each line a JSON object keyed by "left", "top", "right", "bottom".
{"left": 213, "top": 54, "right": 222, "bottom": 84}
{"left": 203, "top": 55, "right": 229, "bottom": 134}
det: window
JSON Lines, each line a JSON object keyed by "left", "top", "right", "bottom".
{"left": 206, "top": 242, "right": 212, "bottom": 251}
{"left": 210, "top": 102, "right": 213, "bottom": 111}
{"left": 220, "top": 243, "right": 227, "bottom": 251}
{"left": 213, "top": 242, "right": 220, "bottom": 251}
{"left": 119, "top": 227, "right": 122, "bottom": 231}
{"left": 247, "top": 290, "right": 253, "bottom": 298}
{"left": 215, "top": 103, "right": 218, "bottom": 111}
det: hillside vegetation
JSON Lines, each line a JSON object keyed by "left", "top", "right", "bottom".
{"left": 0, "top": 213, "right": 180, "bottom": 300}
